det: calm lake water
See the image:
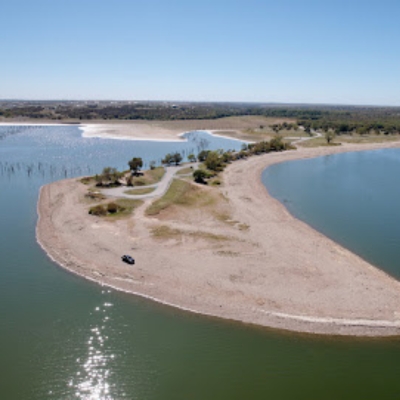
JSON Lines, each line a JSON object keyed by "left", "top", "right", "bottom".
{"left": 1, "top": 126, "right": 400, "bottom": 399}
{"left": 263, "top": 149, "right": 400, "bottom": 279}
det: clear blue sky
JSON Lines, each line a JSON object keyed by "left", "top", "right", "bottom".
{"left": 1, "top": 0, "right": 399, "bottom": 105}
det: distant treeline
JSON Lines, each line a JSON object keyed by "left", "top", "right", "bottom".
{"left": 0, "top": 102, "right": 327, "bottom": 121}
{"left": 1, "top": 101, "right": 400, "bottom": 135}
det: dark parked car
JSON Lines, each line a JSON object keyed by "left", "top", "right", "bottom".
{"left": 121, "top": 255, "right": 135, "bottom": 265}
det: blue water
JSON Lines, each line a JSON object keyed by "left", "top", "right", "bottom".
{"left": 262, "top": 148, "right": 400, "bottom": 279}
{"left": 0, "top": 125, "right": 243, "bottom": 183}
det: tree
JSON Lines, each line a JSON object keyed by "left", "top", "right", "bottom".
{"left": 197, "top": 150, "right": 210, "bottom": 162}
{"left": 188, "top": 154, "right": 196, "bottom": 163}
{"left": 269, "top": 136, "right": 286, "bottom": 151}
{"left": 172, "top": 152, "right": 183, "bottom": 165}
{"left": 205, "top": 151, "right": 224, "bottom": 172}
{"left": 162, "top": 153, "right": 173, "bottom": 165}
{"left": 271, "top": 124, "right": 280, "bottom": 133}
{"left": 162, "top": 152, "right": 182, "bottom": 166}
{"left": 222, "top": 151, "right": 233, "bottom": 163}
{"left": 128, "top": 157, "right": 143, "bottom": 175}
{"left": 193, "top": 169, "right": 208, "bottom": 184}
{"left": 95, "top": 167, "right": 122, "bottom": 186}
{"left": 325, "top": 131, "right": 336, "bottom": 144}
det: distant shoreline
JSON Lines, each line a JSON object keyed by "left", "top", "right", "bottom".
{"left": 36, "top": 139, "right": 400, "bottom": 337}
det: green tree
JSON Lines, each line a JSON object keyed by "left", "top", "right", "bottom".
{"left": 193, "top": 169, "right": 208, "bottom": 184}
{"left": 197, "top": 150, "right": 211, "bottom": 162}
{"left": 188, "top": 154, "right": 196, "bottom": 163}
{"left": 325, "top": 131, "right": 336, "bottom": 144}
{"left": 128, "top": 157, "right": 143, "bottom": 175}
{"left": 95, "top": 167, "right": 122, "bottom": 186}
{"left": 205, "top": 151, "right": 224, "bottom": 172}
{"left": 269, "top": 136, "right": 286, "bottom": 151}
{"left": 162, "top": 153, "right": 173, "bottom": 165}
{"left": 172, "top": 152, "right": 183, "bottom": 165}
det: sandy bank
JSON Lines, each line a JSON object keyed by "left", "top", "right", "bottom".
{"left": 37, "top": 141, "right": 400, "bottom": 337}
{"left": 80, "top": 123, "right": 187, "bottom": 142}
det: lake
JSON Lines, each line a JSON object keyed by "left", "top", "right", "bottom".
{"left": 1, "top": 125, "right": 400, "bottom": 399}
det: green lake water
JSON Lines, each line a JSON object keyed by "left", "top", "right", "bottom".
{"left": 1, "top": 126, "right": 400, "bottom": 399}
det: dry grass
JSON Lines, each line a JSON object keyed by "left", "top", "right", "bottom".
{"left": 338, "top": 134, "right": 400, "bottom": 144}
{"left": 300, "top": 134, "right": 400, "bottom": 148}
{"left": 88, "top": 198, "right": 143, "bottom": 219}
{"left": 145, "top": 179, "right": 215, "bottom": 216}
{"left": 214, "top": 212, "right": 250, "bottom": 231}
{"left": 80, "top": 176, "right": 95, "bottom": 185}
{"left": 299, "top": 137, "right": 341, "bottom": 148}
{"left": 176, "top": 166, "right": 195, "bottom": 176}
{"left": 151, "top": 225, "right": 231, "bottom": 242}
{"left": 84, "top": 190, "right": 106, "bottom": 201}
{"left": 124, "top": 187, "right": 156, "bottom": 195}
{"left": 129, "top": 167, "right": 165, "bottom": 186}
{"left": 152, "top": 115, "right": 296, "bottom": 133}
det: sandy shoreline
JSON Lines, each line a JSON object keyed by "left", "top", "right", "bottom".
{"left": 80, "top": 123, "right": 187, "bottom": 142}
{"left": 36, "top": 141, "right": 400, "bottom": 337}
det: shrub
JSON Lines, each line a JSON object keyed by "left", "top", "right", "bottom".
{"left": 193, "top": 169, "right": 208, "bottom": 184}
{"left": 107, "top": 202, "right": 119, "bottom": 214}
{"left": 89, "top": 205, "right": 107, "bottom": 216}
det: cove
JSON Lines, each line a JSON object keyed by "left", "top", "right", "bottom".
{"left": 263, "top": 148, "right": 400, "bottom": 280}
{"left": 1, "top": 125, "right": 400, "bottom": 399}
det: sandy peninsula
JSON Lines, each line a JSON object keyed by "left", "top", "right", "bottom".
{"left": 37, "top": 141, "right": 400, "bottom": 337}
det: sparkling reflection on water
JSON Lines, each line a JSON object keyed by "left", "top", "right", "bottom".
{"left": 72, "top": 292, "right": 115, "bottom": 400}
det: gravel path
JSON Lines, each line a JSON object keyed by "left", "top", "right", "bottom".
{"left": 101, "top": 163, "right": 198, "bottom": 200}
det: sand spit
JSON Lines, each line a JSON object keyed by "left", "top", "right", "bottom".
{"left": 37, "top": 141, "right": 400, "bottom": 337}
{"left": 80, "top": 123, "right": 187, "bottom": 142}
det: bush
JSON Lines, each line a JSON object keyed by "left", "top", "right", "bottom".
{"left": 107, "top": 202, "right": 119, "bottom": 213}
{"left": 193, "top": 169, "right": 208, "bottom": 184}
{"left": 89, "top": 205, "right": 107, "bottom": 216}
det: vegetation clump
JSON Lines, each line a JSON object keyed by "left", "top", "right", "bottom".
{"left": 127, "top": 166, "right": 165, "bottom": 186}
{"left": 88, "top": 204, "right": 108, "bottom": 216}
{"left": 128, "top": 157, "right": 143, "bottom": 176}
{"left": 89, "top": 199, "right": 142, "bottom": 217}
{"left": 162, "top": 152, "right": 183, "bottom": 166}
{"left": 95, "top": 167, "right": 123, "bottom": 187}
{"left": 193, "top": 169, "right": 214, "bottom": 184}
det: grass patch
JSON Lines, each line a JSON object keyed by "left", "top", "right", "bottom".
{"left": 338, "top": 134, "right": 400, "bottom": 144}
{"left": 80, "top": 176, "right": 95, "bottom": 185}
{"left": 176, "top": 167, "right": 195, "bottom": 176}
{"left": 238, "top": 223, "right": 250, "bottom": 231}
{"left": 299, "top": 137, "right": 341, "bottom": 148}
{"left": 151, "top": 225, "right": 183, "bottom": 239}
{"left": 85, "top": 190, "right": 106, "bottom": 201}
{"left": 301, "top": 133, "right": 400, "bottom": 148}
{"left": 89, "top": 199, "right": 143, "bottom": 218}
{"left": 124, "top": 187, "right": 156, "bottom": 195}
{"left": 151, "top": 225, "right": 231, "bottom": 242}
{"left": 215, "top": 212, "right": 250, "bottom": 231}
{"left": 129, "top": 167, "right": 165, "bottom": 186}
{"left": 146, "top": 179, "right": 215, "bottom": 216}
{"left": 215, "top": 212, "right": 236, "bottom": 226}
